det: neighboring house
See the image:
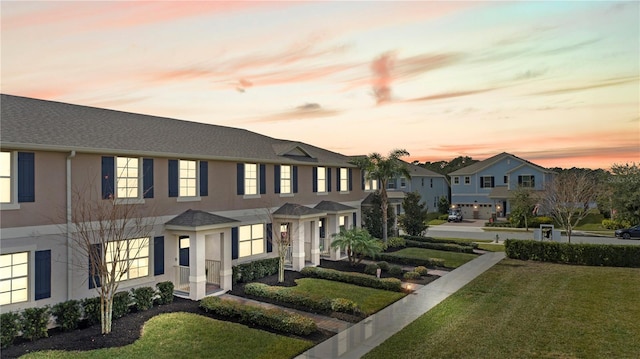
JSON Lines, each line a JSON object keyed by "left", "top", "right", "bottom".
{"left": 0, "top": 94, "right": 365, "bottom": 311}
{"left": 448, "top": 152, "right": 555, "bottom": 220}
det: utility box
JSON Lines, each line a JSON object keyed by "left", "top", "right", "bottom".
{"left": 534, "top": 224, "right": 561, "bottom": 241}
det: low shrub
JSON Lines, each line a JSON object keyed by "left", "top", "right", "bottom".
{"left": 528, "top": 216, "right": 554, "bottom": 228}
{"left": 131, "top": 286, "right": 155, "bottom": 311}
{"left": 505, "top": 239, "right": 640, "bottom": 267}
{"left": 376, "top": 261, "right": 390, "bottom": 272}
{"left": 438, "top": 214, "right": 449, "bottom": 220}
{"left": 375, "top": 253, "right": 446, "bottom": 268}
{"left": 81, "top": 297, "right": 101, "bottom": 326}
{"left": 1, "top": 311, "right": 21, "bottom": 349}
{"left": 156, "top": 281, "right": 174, "bottom": 304}
{"left": 51, "top": 300, "right": 81, "bottom": 331}
{"left": 364, "top": 263, "right": 379, "bottom": 275}
{"left": 200, "top": 297, "right": 317, "bottom": 336}
{"left": 602, "top": 219, "right": 631, "bottom": 230}
{"left": 404, "top": 236, "right": 478, "bottom": 249}
{"left": 484, "top": 221, "right": 513, "bottom": 227}
{"left": 330, "top": 298, "right": 361, "bottom": 315}
{"left": 233, "top": 257, "right": 279, "bottom": 284}
{"left": 405, "top": 239, "right": 475, "bottom": 253}
{"left": 387, "top": 237, "right": 406, "bottom": 248}
{"left": 414, "top": 266, "right": 429, "bottom": 276}
{"left": 403, "top": 271, "right": 421, "bottom": 280}
{"left": 388, "top": 265, "right": 403, "bottom": 276}
{"left": 301, "top": 267, "right": 403, "bottom": 292}
{"left": 113, "top": 291, "right": 131, "bottom": 319}
{"left": 20, "top": 306, "right": 50, "bottom": 341}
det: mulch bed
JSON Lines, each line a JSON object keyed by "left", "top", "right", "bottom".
{"left": 4, "top": 259, "right": 445, "bottom": 358}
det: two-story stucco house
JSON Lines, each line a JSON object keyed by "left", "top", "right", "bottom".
{"left": 0, "top": 94, "right": 366, "bottom": 312}
{"left": 448, "top": 152, "right": 554, "bottom": 220}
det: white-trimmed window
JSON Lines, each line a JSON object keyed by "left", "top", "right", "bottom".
{"left": 339, "top": 216, "right": 347, "bottom": 231}
{"left": 453, "top": 176, "right": 460, "bottom": 185}
{"left": 105, "top": 237, "right": 149, "bottom": 282}
{"left": 239, "top": 224, "right": 264, "bottom": 257}
{"left": 0, "top": 151, "right": 12, "bottom": 204}
{"left": 245, "top": 163, "right": 258, "bottom": 195}
{"left": 0, "top": 252, "right": 29, "bottom": 305}
{"left": 400, "top": 177, "right": 406, "bottom": 188}
{"left": 280, "top": 165, "right": 292, "bottom": 194}
{"left": 518, "top": 175, "right": 535, "bottom": 188}
{"left": 464, "top": 176, "right": 470, "bottom": 185}
{"left": 317, "top": 167, "right": 327, "bottom": 193}
{"left": 481, "top": 176, "right": 494, "bottom": 188}
{"left": 364, "top": 172, "right": 378, "bottom": 191}
{"left": 116, "top": 157, "right": 139, "bottom": 198}
{"left": 339, "top": 168, "right": 348, "bottom": 192}
{"left": 180, "top": 160, "right": 197, "bottom": 197}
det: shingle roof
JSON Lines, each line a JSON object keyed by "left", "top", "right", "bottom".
{"left": 404, "top": 160, "right": 445, "bottom": 178}
{"left": 165, "top": 209, "right": 239, "bottom": 228}
{"left": 273, "top": 203, "right": 327, "bottom": 218}
{"left": 314, "top": 200, "right": 355, "bottom": 212}
{"left": 0, "top": 94, "right": 354, "bottom": 166}
{"left": 448, "top": 152, "right": 552, "bottom": 176}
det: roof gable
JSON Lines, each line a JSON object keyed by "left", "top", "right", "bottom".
{"left": 449, "top": 152, "right": 551, "bottom": 176}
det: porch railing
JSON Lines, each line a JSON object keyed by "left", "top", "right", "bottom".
{"left": 205, "top": 260, "right": 221, "bottom": 285}
{"left": 320, "top": 237, "right": 330, "bottom": 255}
{"left": 175, "top": 265, "right": 190, "bottom": 291}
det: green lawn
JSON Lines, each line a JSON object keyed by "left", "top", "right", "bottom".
{"left": 284, "top": 278, "right": 406, "bottom": 315}
{"left": 22, "top": 312, "right": 312, "bottom": 359}
{"left": 389, "top": 247, "right": 478, "bottom": 268}
{"left": 475, "top": 242, "right": 505, "bottom": 252}
{"left": 364, "top": 259, "right": 640, "bottom": 359}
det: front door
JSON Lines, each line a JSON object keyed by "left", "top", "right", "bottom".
{"left": 179, "top": 236, "right": 189, "bottom": 266}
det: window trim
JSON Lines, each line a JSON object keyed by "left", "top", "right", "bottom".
{"left": 0, "top": 251, "right": 29, "bottom": 305}
{"left": 317, "top": 166, "right": 327, "bottom": 193}
{"left": 0, "top": 151, "right": 20, "bottom": 210}
{"left": 105, "top": 237, "right": 150, "bottom": 283}
{"left": 339, "top": 167, "right": 349, "bottom": 193}
{"left": 453, "top": 176, "right": 460, "bottom": 185}
{"left": 481, "top": 176, "right": 494, "bottom": 188}
{"left": 518, "top": 174, "right": 535, "bottom": 188}
{"left": 399, "top": 177, "right": 406, "bottom": 189}
{"left": 364, "top": 172, "right": 378, "bottom": 191}
{"left": 464, "top": 176, "right": 470, "bottom": 185}
{"left": 280, "top": 165, "right": 292, "bottom": 195}
{"left": 238, "top": 224, "right": 265, "bottom": 258}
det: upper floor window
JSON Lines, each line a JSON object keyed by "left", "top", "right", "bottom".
{"left": 239, "top": 224, "right": 264, "bottom": 257}
{"left": 388, "top": 180, "right": 397, "bottom": 189}
{"left": 464, "top": 176, "right": 470, "bottom": 185}
{"left": 1, "top": 151, "right": 35, "bottom": 207}
{"left": 168, "top": 159, "right": 206, "bottom": 199}
{"left": 504, "top": 175, "right": 508, "bottom": 184}
{"left": 339, "top": 168, "right": 348, "bottom": 192}
{"left": 364, "top": 172, "right": 378, "bottom": 191}
{"left": 453, "top": 176, "right": 460, "bottom": 185}
{"left": 518, "top": 175, "right": 535, "bottom": 188}
{"left": 105, "top": 237, "right": 149, "bottom": 281}
{"left": 0, "top": 152, "right": 11, "bottom": 203}
{"left": 280, "top": 165, "right": 292, "bottom": 194}
{"left": 480, "top": 176, "right": 494, "bottom": 188}
{"left": 400, "top": 177, "right": 406, "bottom": 188}
{"left": 316, "top": 167, "right": 327, "bottom": 193}
{"left": 0, "top": 252, "right": 28, "bottom": 305}
{"left": 244, "top": 163, "right": 258, "bottom": 195}
{"left": 179, "top": 160, "right": 197, "bottom": 197}
{"left": 116, "top": 157, "right": 139, "bottom": 198}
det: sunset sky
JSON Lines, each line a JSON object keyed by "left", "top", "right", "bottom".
{"left": 2, "top": 1, "right": 638, "bottom": 170}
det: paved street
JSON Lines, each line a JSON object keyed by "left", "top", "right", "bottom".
{"left": 427, "top": 220, "right": 640, "bottom": 246}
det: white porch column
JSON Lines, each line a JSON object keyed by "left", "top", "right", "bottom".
{"left": 189, "top": 232, "right": 206, "bottom": 300}
{"left": 310, "top": 220, "right": 320, "bottom": 266}
{"left": 220, "top": 230, "right": 233, "bottom": 292}
{"left": 327, "top": 214, "right": 341, "bottom": 260}
{"left": 291, "top": 220, "right": 305, "bottom": 271}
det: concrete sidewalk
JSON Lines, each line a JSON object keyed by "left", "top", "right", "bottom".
{"left": 296, "top": 251, "right": 506, "bottom": 359}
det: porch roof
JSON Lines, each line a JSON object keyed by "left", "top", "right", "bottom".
{"left": 488, "top": 186, "right": 511, "bottom": 199}
{"left": 165, "top": 209, "right": 239, "bottom": 231}
{"left": 314, "top": 200, "right": 355, "bottom": 213}
{"left": 273, "top": 203, "right": 327, "bottom": 220}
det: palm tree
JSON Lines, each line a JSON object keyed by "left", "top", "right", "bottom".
{"left": 330, "top": 227, "right": 382, "bottom": 266}
{"left": 351, "top": 149, "right": 411, "bottom": 243}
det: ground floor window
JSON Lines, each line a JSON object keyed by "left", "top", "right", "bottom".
{"left": 239, "top": 224, "right": 264, "bottom": 257}
{"left": 0, "top": 252, "right": 28, "bottom": 305}
{"left": 106, "top": 237, "right": 149, "bottom": 281}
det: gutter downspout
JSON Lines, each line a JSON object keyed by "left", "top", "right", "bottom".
{"left": 66, "top": 150, "right": 76, "bottom": 300}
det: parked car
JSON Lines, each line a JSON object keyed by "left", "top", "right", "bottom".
{"left": 615, "top": 225, "right": 640, "bottom": 239}
{"left": 447, "top": 209, "right": 463, "bottom": 222}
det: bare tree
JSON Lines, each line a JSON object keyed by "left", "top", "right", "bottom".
{"left": 263, "top": 205, "right": 301, "bottom": 283}
{"left": 542, "top": 171, "right": 598, "bottom": 243}
{"left": 70, "top": 180, "right": 155, "bottom": 334}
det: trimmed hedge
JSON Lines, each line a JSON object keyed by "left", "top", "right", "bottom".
{"left": 404, "top": 236, "right": 478, "bottom": 249}
{"left": 156, "top": 281, "right": 175, "bottom": 304}
{"left": 374, "top": 253, "right": 445, "bottom": 268}
{"left": 405, "top": 239, "right": 476, "bottom": 254}
{"left": 233, "top": 257, "right": 279, "bottom": 284}
{"left": 20, "top": 306, "right": 50, "bottom": 341}
{"left": 244, "top": 282, "right": 362, "bottom": 316}
{"left": 505, "top": 239, "right": 640, "bottom": 267}
{"left": 81, "top": 297, "right": 101, "bottom": 326}
{"left": 113, "top": 291, "right": 131, "bottom": 319}
{"left": 1, "top": 312, "right": 21, "bottom": 349}
{"left": 300, "top": 267, "right": 402, "bottom": 292}
{"left": 403, "top": 271, "right": 421, "bottom": 280}
{"left": 200, "top": 296, "right": 317, "bottom": 336}
{"left": 51, "top": 300, "right": 81, "bottom": 331}
{"left": 131, "top": 287, "right": 155, "bottom": 311}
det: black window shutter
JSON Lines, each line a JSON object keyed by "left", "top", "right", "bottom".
{"left": 17, "top": 152, "right": 35, "bottom": 202}
{"left": 34, "top": 250, "right": 51, "bottom": 300}
{"left": 274, "top": 165, "right": 281, "bottom": 194}
{"left": 200, "top": 161, "right": 208, "bottom": 196}
{"left": 101, "top": 156, "right": 115, "bottom": 199}
{"left": 480, "top": 178, "right": 484, "bottom": 188}
{"left": 168, "top": 160, "right": 178, "bottom": 197}
{"left": 237, "top": 163, "right": 244, "bottom": 195}
{"left": 89, "top": 244, "right": 102, "bottom": 289}
{"left": 518, "top": 176, "right": 522, "bottom": 186}
{"left": 154, "top": 236, "right": 164, "bottom": 275}
{"left": 491, "top": 177, "right": 495, "bottom": 188}
{"left": 293, "top": 166, "right": 298, "bottom": 193}
{"left": 259, "top": 164, "right": 266, "bottom": 194}
{"left": 143, "top": 158, "right": 154, "bottom": 198}
{"left": 349, "top": 168, "right": 353, "bottom": 191}
{"left": 361, "top": 172, "right": 365, "bottom": 190}
{"left": 531, "top": 176, "right": 535, "bottom": 188}
{"left": 266, "top": 223, "right": 273, "bottom": 253}
{"left": 312, "top": 167, "right": 318, "bottom": 193}
{"left": 232, "top": 227, "right": 239, "bottom": 259}
{"left": 352, "top": 212, "right": 357, "bottom": 229}
{"left": 327, "top": 168, "right": 332, "bottom": 192}
{"left": 336, "top": 169, "right": 341, "bottom": 191}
